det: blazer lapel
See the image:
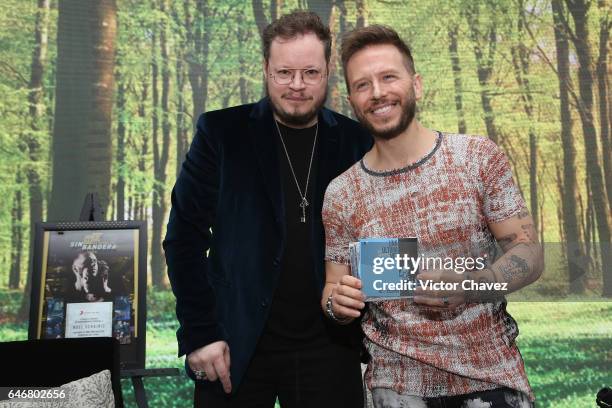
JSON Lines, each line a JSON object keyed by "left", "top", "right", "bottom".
{"left": 310, "top": 108, "right": 340, "bottom": 292}
{"left": 248, "top": 100, "right": 285, "bottom": 234}
{"left": 312, "top": 108, "right": 339, "bottom": 215}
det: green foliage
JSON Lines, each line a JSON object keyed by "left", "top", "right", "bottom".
{"left": 0, "top": 0, "right": 57, "bottom": 284}
{"left": 508, "top": 302, "right": 612, "bottom": 408}
{"left": 0, "top": 0, "right": 610, "bottom": 404}
{"left": 0, "top": 0, "right": 609, "bottom": 288}
{"left": 0, "top": 289, "right": 25, "bottom": 320}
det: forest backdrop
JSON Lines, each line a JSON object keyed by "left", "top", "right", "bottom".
{"left": 0, "top": 0, "right": 610, "bottom": 405}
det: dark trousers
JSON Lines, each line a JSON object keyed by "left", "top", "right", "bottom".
{"left": 195, "top": 342, "right": 363, "bottom": 408}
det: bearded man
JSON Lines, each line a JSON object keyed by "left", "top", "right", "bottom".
{"left": 322, "top": 25, "right": 543, "bottom": 408}
{"left": 164, "top": 11, "right": 371, "bottom": 408}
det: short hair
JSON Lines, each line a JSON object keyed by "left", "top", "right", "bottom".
{"left": 341, "top": 25, "right": 415, "bottom": 91}
{"left": 262, "top": 10, "right": 332, "bottom": 64}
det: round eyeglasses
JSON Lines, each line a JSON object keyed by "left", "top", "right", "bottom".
{"left": 269, "top": 68, "right": 326, "bottom": 86}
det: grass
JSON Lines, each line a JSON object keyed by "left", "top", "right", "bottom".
{"left": 507, "top": 302, "right": 611, "bottom": 408}
{"left": 0, "top": 290, "right": 609, "bottom": 407}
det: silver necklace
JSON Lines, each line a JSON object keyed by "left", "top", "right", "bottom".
{"left": 274, "top": 119, "right": 318, "bottom": 223}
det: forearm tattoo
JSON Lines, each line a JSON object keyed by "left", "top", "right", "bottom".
{"left": 497, "top": 254, "right": 530, "bottom": 282}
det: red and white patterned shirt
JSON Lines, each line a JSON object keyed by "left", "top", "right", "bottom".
{"left": 323, "top": 132, "right": 534, "bottom": 400}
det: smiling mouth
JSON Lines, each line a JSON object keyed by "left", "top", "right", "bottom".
{"left": 284, "top": 96, "right": 311, "bottom": 102}
{"left": 370, "top": 102, "right": 398, "bottom": 116}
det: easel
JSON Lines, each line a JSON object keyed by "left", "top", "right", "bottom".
{"left": 120, "top": 368, "right": 181, "bottom": 408}
{"left": 79, "top": 193, "right": 180, "bottom": 408}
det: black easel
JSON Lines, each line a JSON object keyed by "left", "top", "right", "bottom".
{"left": 79, "top": 193, "right": 105, "bottom": 222}
{"left": 79, "top": 193, "right": 181, "bottom": 408}
{"left": 120, "top": 368, "right": 181, "bottom": 408}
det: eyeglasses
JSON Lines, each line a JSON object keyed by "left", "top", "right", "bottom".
{"left": 269, "top": 68, "right": 326, "bottom": 86}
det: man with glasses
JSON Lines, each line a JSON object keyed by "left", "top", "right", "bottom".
{"left": 164, "top": 10, "right": 371, "bottom": 408}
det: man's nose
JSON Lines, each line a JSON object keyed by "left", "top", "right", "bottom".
{"left": 371, "top": 80, "right": 386, "bottom": 99}
{"left": 289, "top": 71, "right": 306, "bottom": 90}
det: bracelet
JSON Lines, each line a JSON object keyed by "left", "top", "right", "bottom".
{"left": 325, "top": 294, "right": 352, "bottom": 324}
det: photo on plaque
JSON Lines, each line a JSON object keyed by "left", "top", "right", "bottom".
{"left": 28, "top": 221, "right": 147, "bottom": 369}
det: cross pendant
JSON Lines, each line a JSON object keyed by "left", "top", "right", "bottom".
{"left": 299, "top": 197, "right": 309, "bottom": 223}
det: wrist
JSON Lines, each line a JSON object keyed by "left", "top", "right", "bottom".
{"left": 466, "top": 268, "right": 503, "bottom": 302}
{"left": 325, "top": 293, "right": 353, "bottom": 325}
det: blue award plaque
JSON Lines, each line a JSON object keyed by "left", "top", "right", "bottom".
{"left": 349, "top": 238, "right": 419, "bottom": 301}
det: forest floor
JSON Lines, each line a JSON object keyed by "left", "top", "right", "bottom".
{"left": 0, "top": 290, "right": 609, "bottom": 407}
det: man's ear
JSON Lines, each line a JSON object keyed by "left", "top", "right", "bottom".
{"left": 346, "top": 94, "right": 357, "bottom": 115}
{"left": 263, "top": 59, "right": 268, "bottom": 78}
{"left": 413, "top": 73, "right": 423, "bottom": 100}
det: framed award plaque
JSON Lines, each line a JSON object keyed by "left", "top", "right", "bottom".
{"left": 28, "top": 221, "right": 147, "bottom": 370}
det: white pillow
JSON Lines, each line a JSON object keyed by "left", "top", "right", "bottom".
{"left": 0, "top": 369, "right": 115, "bottom": 408}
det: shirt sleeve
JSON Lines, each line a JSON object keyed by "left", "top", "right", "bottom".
{"left": 479, "top": 139, "right": 527, "bottom": 224}
{"left": 322, "top": 176, "right": 353, "bottom": 265}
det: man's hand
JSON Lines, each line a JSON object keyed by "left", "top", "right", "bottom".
{"left": 413, "top": 268, "right": 468, "bottom": 310}
{"left": 72, "top": 266, "right": 83, "bottom": 291}
{"left": 187, "top": 341, "right": 232, "bottom": 393}
{"left": 332, "top": 275, "right": 366, "bottom": 319}
{"left": 413, "top": 268, "right": 501, "bottom": 310}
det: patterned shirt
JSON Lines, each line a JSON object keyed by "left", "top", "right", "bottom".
{"left": 322, "top": 132, "right": 534, "bottom": 400}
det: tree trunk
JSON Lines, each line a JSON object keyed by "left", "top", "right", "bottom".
{"left": 596, "top": 2, "right": 611, "bottom": 209}
{"left": 48, "top": 0, "right": 117, "bottom": 221}
{"left": 176, "top": 54, "right": 189, "bottom": 177}
{"left": 555, "top": 165, "right": 566, "bottom": 244}
{"left": 150, "top": 30, "right": 159, "bottom": 288}
{"left": 269, "top": 0, "right": 280, "bottom": 22}
{"left": 447, "top": 25, "right": 467, "bottom": 134}
{"left": 238, "top": 11, "right": 250, "bottom": 104}
{"left": 252, "top": 0, "right": 268, "bottom": 38}
{"left": 138, "top": 82, "right": 148, "bottom": 222}
{"left": 10, "top": 173, "right": 24, "bottom": 289}
{"left": 26, "top": 0, "right": 49, "bottom": 233}
{"left": 307, "top": 0, "right": 333, "bottom": 28}
{"left": 116, "top": 73, "right": 127, "bottom": 221}
{"left": 565, "top": 0, "right": 612, "bottom": 297}
{"left": 327, "top": 4, "right": 342, "bottom": 112}
{"left": 151, "top": 0, "right": 171, "bottom": 289}
{"left": 356, "top": 0, "right": 367, "bottom": 28}
{"left": 510, "top": 0, "right": 538, "bottom": 234}
{"left": 186, "top": 0, "right": 210, "bottom": 131}
{"left": 339, "top": 0, "right": 352, "bottom": 116}
{"left": 552, "top": 0, "right": 585, "bottom": 293}
{"left": 18, "top": 0, "right": 50, "bottom": 319}
{"left": 127, "top": 184, "right": 133, "bottom": 221}
{"left": 498, "top": 137, "right": 525, "bottom": 200}
{"left": 465, "top": 3, "right": 499, "bottom": 144}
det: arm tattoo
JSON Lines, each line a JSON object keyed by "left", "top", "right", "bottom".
{"left": 497, "top": 233, "right": 518, "bottom": 251}
{"left": 498, "top": 255, "right": 530, "bottom": 282}
{"left": 517, "top": 208, "right": 530, "bottom": 219}
{"left": 520, "top": 223, "right": 537, "bottom": 243}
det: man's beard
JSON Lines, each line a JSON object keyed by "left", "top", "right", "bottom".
{"left": 266, "top": 81, "right": 328, "bottom": 127}
{"left": 354, "top": 93, "right": 416, "bottom": 141}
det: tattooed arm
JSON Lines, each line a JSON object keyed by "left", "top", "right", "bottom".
{"left": 475, "top": 208, "right": 544, "bottom": 293}
{"left": 415, "top": 208, "right": 544, "bottom": 309}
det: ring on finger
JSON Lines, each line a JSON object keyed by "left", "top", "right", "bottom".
{"left": 442, "top": 296, "right": 449, "bottom": 306}
{"left": 194, "top": 369, "right": 207, "bottom": 380}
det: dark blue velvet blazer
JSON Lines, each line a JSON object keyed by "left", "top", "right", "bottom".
{"left": 163, "top": 98, "right": 371, "bottom": 393}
